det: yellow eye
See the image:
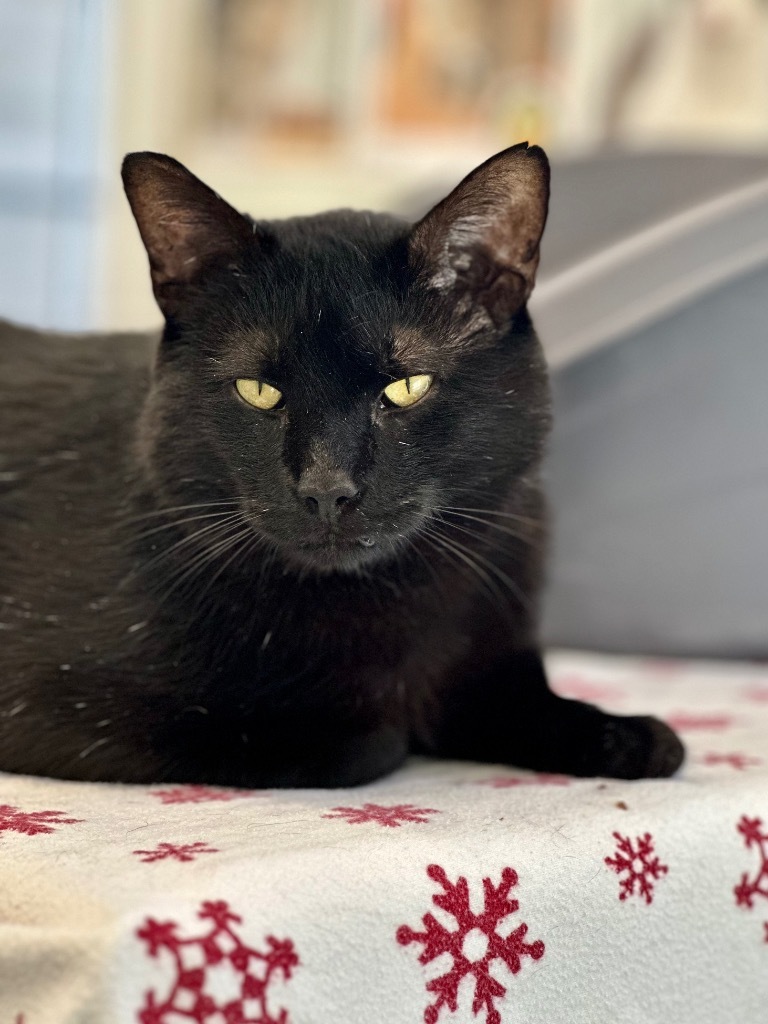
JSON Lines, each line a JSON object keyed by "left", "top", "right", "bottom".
{"left": 382, "top": 374, "right": 433, "bottom": 409}
{"left": 235, "top": 379, "right": 284, "bottom": 410}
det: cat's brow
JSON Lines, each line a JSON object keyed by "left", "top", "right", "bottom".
{"left": 391, "top": 326, "right": 438, "bottom": 367}
{"left": 222, "top": 329, "right": 278, "bottom": 369}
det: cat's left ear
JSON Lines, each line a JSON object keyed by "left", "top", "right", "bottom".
{"left": 122, "top": 152, "right": 255, "bottom": 319}
{"left": 409, "top": 142, "right": 550, "bottom": 325}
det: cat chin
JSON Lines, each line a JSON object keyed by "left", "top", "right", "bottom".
{"left": 282, "top": 535, "right": 400, "bottom": 576}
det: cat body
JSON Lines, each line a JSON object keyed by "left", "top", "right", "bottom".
{"left": 0, "top": 145, "right": 684, "bottom": 786}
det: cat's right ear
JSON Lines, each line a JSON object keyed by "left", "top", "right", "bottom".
{"left": 122, "top": 152, "right": 254, "bottom": 320}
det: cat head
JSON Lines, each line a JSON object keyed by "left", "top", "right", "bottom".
{"left": 122, "top": 144, "right": 550, "bottom": 574}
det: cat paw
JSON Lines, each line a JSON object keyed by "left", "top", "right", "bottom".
{"left": 598, "top": 714, "right": 685, "bottom": 779}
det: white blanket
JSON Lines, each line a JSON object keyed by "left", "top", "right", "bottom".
{"left": 1, "top": 650, "right": 766, "bottom": 1024}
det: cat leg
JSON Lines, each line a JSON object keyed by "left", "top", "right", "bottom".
{"left": 157, "top": 719, "right": 410, "bottom": 790}
{"left": 259, "top": 723, "right": 410, "bottom": 789}
{"left": 427, "top": 650, "right": 684, "bottom": 779}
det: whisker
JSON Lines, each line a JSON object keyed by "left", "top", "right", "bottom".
{"left": 121, "top": 499, "right": 241, "bottom": 524}
{"left": 190, "top": 531, "right": 271, "bottom": 650}
{"left": 435, "top": 504, "right": 540, "bottom": 526}
{"left": 125, "top": 512, "right": 248, "bottom": 582}
{"left": 200, "top": 527, "right": 267, "bottom": 599}
{"left": 129, "top": 510, "right": 248, "bottom": 544}
{"left": 153, "top": 522, "right": 255, "bottom": 607}
{"left": 419, "top": 523, "right": 507, "bottom": 609}
{"left": 425, "top": 517, "right": 533, "bottom": 611}
{"left": 434, "top": 510, "right": 540, "bottom": 548}
{"left": 403, "top": 526, "right": 445, "bottom": 592}
{"left": 413, "top": 526, "right": 473, "bottom": 588}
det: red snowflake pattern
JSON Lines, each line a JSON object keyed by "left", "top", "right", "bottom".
{"left": 323, "top": 803, "right": 439, "bottom": 827}
{"left": 136, "top": 899, "right": 299, "bottom": 1023}
{"left": 744, "top": 686, "right": 768, "bottom": 703}
{"left": 665, "top": 712, "right": 732, "bottom": 732}
{"left": 702, "top": 753, "right": 762, "bottom": 771}
{"left": 733, "top": 815, "right": 768, "bottom": 943}
{"left": 550, "top": 674, "right": 623, "bottom": 702}
{"left": 0, "top": 804, "right": 81, "bottom": 837}
{"left": 397, "top": 863, "right": 544, "bottom": 1024}
{"left": 133, "top": 842, "right": 220, "bottom": 863}
{"left": 605, "top": 832, "right": 668, "bottom": 904}
{"left": 476, "top": 773, "right": 571, "bottom": 788}
{"left": 641, "top": 658, "right": 685, "bottom": 676}
{"left": 149, "top": 785, "right": 256, "bottom": 805}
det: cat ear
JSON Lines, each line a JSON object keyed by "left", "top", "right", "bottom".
{"left": 409, "top": 142, "right": 550, "bottom": 325}
{"left": 122, "top": 152, "right": 254, "bottom": 319}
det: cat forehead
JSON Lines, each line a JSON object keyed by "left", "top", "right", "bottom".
{"left": 207, "top": 211, "right": 463, "bottom": 369}
{"left": 272, "top": 208, "right": 407, "bottom": 249}
{"left": 390, "top": 325, "right": 452, "bottom": 367}
{"left": 217, "top": 299, "right": 457, "bottom": 374}
{"left": 236, "top": 242, "right": 402, "bottom": 330}
{"left": 223, "top": 319, "right": 413, "bottom": 369}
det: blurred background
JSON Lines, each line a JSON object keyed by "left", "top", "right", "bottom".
{"left": 1, "top": 0, "right": 767, "bottom": 332}
{"left": 2, "top": 0, "right": 768, "bottom": 654}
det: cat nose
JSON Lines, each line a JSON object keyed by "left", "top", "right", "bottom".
{"left": 297, "top": 470, "right": 360, "bottom": 521}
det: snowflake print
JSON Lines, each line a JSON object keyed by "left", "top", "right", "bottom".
{"left": 397, "top": 863, "right": 544, "bottom": 1024}
{"left": 702, "top": 753, "right": 762, "bottom": 771}
{"left": 665, "top": 712, "right": 732, "bottom": 732}
{"left": 133, "top": 842, "right": 219, "bottom": 864}
{"left": 136, "top": 899, "right": 299, "bottom": 1024}
{"left": 476, "top": 773, "right": 571, "bottom": 788}
{"left": 323, "top": 803, "right": 439, "bottom": 827}
{"left": 744, "top": 686, "right": 768, "bottom": 703}
{"left": 149, "top": 785, "right": 255, "bottom": 805}
{"left": 550, "top": 674, "right": 623, "bottom": 702}
{"left": 605, "top": 832, "right": 668, "bottom": 904}
{"left": 0, "top": 804, "right": 81, "bottom": 837}
{"left": 641, "top": 658, "right": 685, "bottom": 676}
{"left": 733, "top": 815, "right": 768, "bottom": 943}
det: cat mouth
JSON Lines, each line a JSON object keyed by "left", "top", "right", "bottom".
{"left": 292, "top": 533, "right": 384, "bottom": 572}
{"left": 296, "top": 536, "right": 376, "bottom": 552}
{"left": 298, "top": 535, "right": 376, "bottom": 555}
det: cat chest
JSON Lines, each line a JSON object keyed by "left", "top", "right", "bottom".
{"left": 219, "top": 596, "right": 475, "bottom": 718}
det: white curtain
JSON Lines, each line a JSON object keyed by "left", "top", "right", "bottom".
{"left": 0, "top": 0, "right": 113, "bottom": 329}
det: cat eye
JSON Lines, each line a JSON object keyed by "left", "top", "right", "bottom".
{"left": 382, "top": 374, "right": 433, "bottom": 409}
{"left": 235, "top": 378, "right": 284, "bottom": 411}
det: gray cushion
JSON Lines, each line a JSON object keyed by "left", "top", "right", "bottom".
{"left": 536, "top": 151, "right": 768, "bottom": 656}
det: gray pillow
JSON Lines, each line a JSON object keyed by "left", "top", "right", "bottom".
{"left": 535, "top": 151, "right": 768, "bottom": 656}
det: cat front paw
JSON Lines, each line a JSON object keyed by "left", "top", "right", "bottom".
{"left": 598, "top": 715, "right": 685, "bottom": 779}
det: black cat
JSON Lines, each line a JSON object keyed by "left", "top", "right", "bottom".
{"left": 0, "top": 143, "right": 684, "bottom": 786}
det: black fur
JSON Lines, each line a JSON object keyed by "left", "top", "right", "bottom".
{"left": 0, "top": 144, "right": 684, "bottom": 786}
